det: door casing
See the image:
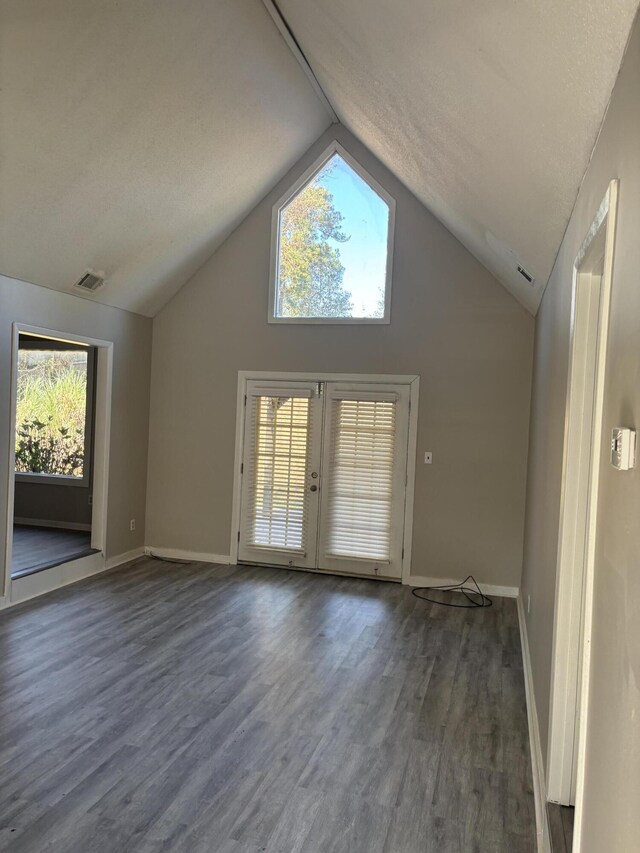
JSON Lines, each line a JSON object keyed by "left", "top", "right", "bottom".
{"left": 546, "top": 181, "right": 619, "bottom": 843}
{"left": 230, "top": 371, "right": 419, "bottom": 583}
{"left": 2, "top": 323, "right": 113, "bottom": 607}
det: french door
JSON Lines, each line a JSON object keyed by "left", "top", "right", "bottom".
{"left": 238, "top": 379, "right": 410, "bottom": 579}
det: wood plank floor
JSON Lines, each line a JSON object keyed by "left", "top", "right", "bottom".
{"left": 548, "top": 803, "right": 574, "bottom": 852}
{"left": 11, "top": 525, "right": 95, "bottom": 579}
{"left": 0, "top": 558, "right": 536, "bottom": 852}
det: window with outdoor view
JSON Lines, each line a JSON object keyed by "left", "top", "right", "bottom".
{"left": 270, "top": 143, "right": 394, "bottom": 323}
{"left": 15, "top": 342, "right": 90, "bottom": 481}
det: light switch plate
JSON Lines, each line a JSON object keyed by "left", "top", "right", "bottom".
{"left": 611, "top": 427, "right": 636, "bottom": 470}
{"left": 424, "top": 451, "right": 432, "bottom": 464}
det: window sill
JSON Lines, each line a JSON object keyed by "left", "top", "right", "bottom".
{"left": 268, "top": 315, "right": 390, "bottom": 325}
{"left": 15, "top": 473, "right": 89, "bottom": 488}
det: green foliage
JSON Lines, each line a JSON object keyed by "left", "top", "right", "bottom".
{"left": 15, "top": 418, "right": 85, "bottom": 477}
{"left": 374, "top": 286, "right": 385, "bottom": 319}
{"left": 278, "top": 173, "right": 353, "bottom": 317}
{"left": 15, "top": 351, "right": 87, "bottom": 477}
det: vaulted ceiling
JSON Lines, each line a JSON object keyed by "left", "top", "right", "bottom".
{"left": 0, "top": 0, "right": 330, "bottom": 316}
{"left": 1, "top": 1, "right": 638, "bottom": 316}
{"left": 279, "top": 0, "right": 639, "bottom": 312}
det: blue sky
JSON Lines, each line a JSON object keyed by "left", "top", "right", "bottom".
{"left": 314, "top": 154, "right": 389, "bottom": 316}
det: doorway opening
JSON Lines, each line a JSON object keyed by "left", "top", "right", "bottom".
{"left": 546, "top": 181, "right": 619, "bottom": 849}
{"left": 231, "top": 372, "right": 419, "bottom": 581}
{"left": 2, "top": 324, "right": 113, "bottom": 604}
{"left": 11, "top": 333, "right": 98, "bottom": 578}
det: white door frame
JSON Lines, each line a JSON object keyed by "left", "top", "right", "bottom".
{"left": 2, "top": 323, "right": 113, "bottom": 605}
{"left": 546, "top": 182, "right": 618, "bottom": 824}
{"left": 230, "top": 371, "right": 420, "bottom": 582}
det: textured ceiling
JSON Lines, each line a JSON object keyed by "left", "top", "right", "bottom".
{"left": 1, "top": 1, "right": 638, "bottom": 316}
{"left": 279, "top": 0, "right": 639, "bottom": 312}
{"left": 0, "top": 0, "right": 329, "bottom": 316}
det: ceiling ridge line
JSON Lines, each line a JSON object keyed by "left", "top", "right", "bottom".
{"left": 261, "top": 0, "right": 338, "bottom": 124}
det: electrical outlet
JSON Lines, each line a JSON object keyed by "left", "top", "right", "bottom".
{"left": 130, "top": 519, "right": 136, "bottom": 532}
{"left": 88, "top": 494, "right": 93, "bottom": 506}
{"left": 527, "top": 595, "right": 531, "bottom": 614}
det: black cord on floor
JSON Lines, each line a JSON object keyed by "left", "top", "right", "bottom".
{"left": 412, "top": 574, "right": 492, "bottom": 608}
{"left": 147, "top": 551, "right": 194, "bottom": 565}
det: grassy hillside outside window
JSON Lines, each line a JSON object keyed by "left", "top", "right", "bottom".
{"left": 15, "top": 348, "right": 89, "bottom": 479}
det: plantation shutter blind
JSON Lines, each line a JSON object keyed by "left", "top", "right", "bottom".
{"left": 324, "top": 392, "right": 399, "bottom": 562}
{"left": 244, "top": 389, "right": 313, "bottom": 554}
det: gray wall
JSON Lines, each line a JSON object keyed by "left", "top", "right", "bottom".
{"left": 521, "top": 14, "right": 640, "bottom": 851}
{"left": 14, "top": 481, "right": 92, "bottom": 528}
{"left": 146, "top": 125, "right": 534, "bottom": 588}
{"left": 0, "top": 274, "right": 152, "bottom": 571}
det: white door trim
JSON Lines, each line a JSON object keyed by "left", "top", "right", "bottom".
{"left": 2, "top": 323, "right": 113, "bottom": 604}
{"left": 546, "top": 182, "right": 618, "bottom": 827}
{"left": 230, "top": 371, "right": 419, "bottom": 583}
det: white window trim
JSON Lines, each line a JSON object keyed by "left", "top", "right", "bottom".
{"left": 230, "top": 371, "right": 419, "bottom": 585}
{"left": 15, "top": 472, "right": 87, "bottom": 488}
{"left": 268, "top": 140, "right": 396, "bottom": 325}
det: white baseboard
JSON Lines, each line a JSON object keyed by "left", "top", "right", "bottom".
{"left": 144, "top": 546, "right": 231, "bottom": 565}
{"left": 14, "top": 517, "right": 92, "bottom": 532}
{"left": 517, "top": 594, "right": 551, "bottom": 853}
{"left": 406, "top": 574, "right": 519, "bottom": 598}
{"left": 105, "top": 546, "right": 145, "bottom": 570}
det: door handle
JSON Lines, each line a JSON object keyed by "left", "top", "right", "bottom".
{"left": 310, "top": 485, "right": 318, "bottom": 492}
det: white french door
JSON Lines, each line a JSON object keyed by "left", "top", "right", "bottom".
{"left": 238, "top": 379, "right": 410, "bottom": 579}
{"left": 317, "top": 383, "right": 410, "bottom": 578}
{"left": 239, "top": 381, "right": 322, "bottom": 570}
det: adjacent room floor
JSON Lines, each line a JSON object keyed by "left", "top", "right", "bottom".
{"left": 11, "top": 525, "right": 95, "bottom": 579}
{"left": 548, "top": 803, "right": 574, "bottom": 853}
{"left": 0, "top": 558, "right": 536, "bottom": 852}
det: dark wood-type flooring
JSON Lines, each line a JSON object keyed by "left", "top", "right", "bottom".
{"left": 548, "top": 803, "right": 574, "bottom": 852}
{"left": 0, "top": 558, "right": 536, "bottom": 852}
{"left": 11, "top": 525, "right": 95, "bottom": 579}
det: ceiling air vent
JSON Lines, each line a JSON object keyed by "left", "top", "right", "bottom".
{"left": 73, "top": 269, "right": 105, "bottom": 293}
{"left": 517, "top": 265, "right": 535, "bottom": 286}
{"left": 485, "top": 232, "right": 537, "bottom": 288}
